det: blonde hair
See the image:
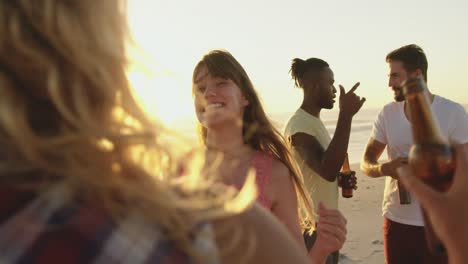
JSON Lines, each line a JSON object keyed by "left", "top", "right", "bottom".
{"left": 192, "top": 50, "right": 315, "bottom": 230}
{"left": 0, "top": 0, "right": 253, "bottom": 259}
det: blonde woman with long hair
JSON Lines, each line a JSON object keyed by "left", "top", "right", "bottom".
{"left": 191, "top": 50, "right": 347, "bottom": 263}
{"left": 0, "top": 1, "right": 312, "bottom": 263}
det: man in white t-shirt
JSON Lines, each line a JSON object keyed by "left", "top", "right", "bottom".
{"left": 361, "top": 44, "right": 468, "bottom": 264}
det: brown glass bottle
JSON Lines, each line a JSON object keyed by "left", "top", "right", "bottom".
{"left": 397, "top": 158, "right": 411, "bottom": 205}
{"left": 339, "top": 154, "right": 354, "bottom": 198}
{"left": 403, "top": 76, "right": 456, "bottom": 255}
{"left": 397, "top": 178, "right": 411, "bottom": 204}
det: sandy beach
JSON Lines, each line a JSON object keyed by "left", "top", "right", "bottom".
{"left": 338, "top": 163, "right": 386, "bottom": 264}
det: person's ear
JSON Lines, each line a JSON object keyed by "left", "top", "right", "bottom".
{"left": 242, "top": 96, "right": 249, "bottom": 107}
{"left": 411, "top": 69, "right": 423, "bottom": 79}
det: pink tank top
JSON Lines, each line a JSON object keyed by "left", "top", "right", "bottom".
{"left": 246, "top": 151, "right": 274, "bottom": 210}
{"left": 180, "top": 150, "right": 274, "bottom": 210}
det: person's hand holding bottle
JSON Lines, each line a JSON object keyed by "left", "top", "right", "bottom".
{"left": 397, "top": 144, "right": 468, "bottom": 264}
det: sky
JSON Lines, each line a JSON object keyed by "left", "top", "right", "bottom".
{"left": 127, "top": 0, "right": 468, "bottom": 126}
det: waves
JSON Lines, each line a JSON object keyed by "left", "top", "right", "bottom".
{"left": 270, "top": 109, "right": 381, "bottom": 163}
{"left": 172, "top": 105, "right": 467, "bottom": 164}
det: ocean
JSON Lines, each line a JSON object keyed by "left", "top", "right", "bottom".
{"left": 270, "top": 108, "right": 380, "bottom": 164}
{"left": 174, "top": 104, "right": 468, "bottom": 165}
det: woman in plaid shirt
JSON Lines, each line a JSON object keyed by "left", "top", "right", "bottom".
{"left": 0, "top": 1, "right": 312, "bottom": 263}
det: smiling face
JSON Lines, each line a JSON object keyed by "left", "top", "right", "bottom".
{"left": 388, "top": 60, "right": 409, "bottom": 102}
{"left": 193, "top": 66, "right": 249, "bottom": 129}
{"left": 387, "top": 60, "right": 421, "bottom": 102}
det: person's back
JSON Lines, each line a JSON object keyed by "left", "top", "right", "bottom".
{"left": 0, "top": 1, "right": 222, "bottom": 262}
{"left": 0, "top": 183, "right": 219, "bottom": 263}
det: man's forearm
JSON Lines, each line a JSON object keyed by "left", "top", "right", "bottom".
{"left": 319, "top": 112, "right": 353, "bottom": 181}
{"left": 361, "top": 159, "right": 386, "bottom": 178}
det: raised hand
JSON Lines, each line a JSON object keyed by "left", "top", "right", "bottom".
{"left": 339, "top": 82, "right": 366, "bottom": 117}
{"left": 312, "top": 203, "right": 347, "bottom": 258}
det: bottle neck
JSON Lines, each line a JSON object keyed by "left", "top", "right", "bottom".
{"left": 405, "top": 92, "right": 445, "bottom": 145}
{"left": 341, "top": 154, "right": 351, "bottom": 172}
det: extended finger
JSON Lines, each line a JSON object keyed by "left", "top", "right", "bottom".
{"left": 348, "top": 82, "right": 360, "bottom": 94}
{"left": 359, "top": 97, "right": 366, "bottom": 106}
{"left": 317, "top": 217, "right": 347, "bottom": 233}
{"left": 339, "top": 85, "right": 345, "bottom": 97}
{"left": 317, "top": 223, "right": 347, "bottom": 242}
{"left": 319, "top": 215, "right": 347, "bottom": 230}
{"left": 317, "top": 222, "right": 347, "bottom": 240}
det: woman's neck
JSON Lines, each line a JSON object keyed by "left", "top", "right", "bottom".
{"left": 205, "top": 122, "right": 251, "bottom": 156}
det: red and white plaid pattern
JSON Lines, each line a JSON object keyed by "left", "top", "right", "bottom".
{"left": 0, "top": 184, "right": 219, "bottom": 264}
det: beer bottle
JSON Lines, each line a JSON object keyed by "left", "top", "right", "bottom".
{"left": 398, "top": 167, "right": 411, "bottom": 204}
{"left": 403, "top": 76, "right": 456, "bottom": 255}
{"left": 339, "top": 154, "right": 354, "bottom": 198}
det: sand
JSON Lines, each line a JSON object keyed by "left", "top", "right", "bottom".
{"left": 337, "top": 163, "right": 386, "bottom": 264}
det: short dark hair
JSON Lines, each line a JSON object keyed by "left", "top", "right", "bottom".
{"left": 386, "top": 44, "right": 428, "bottom": 81}
{"left": 290, "top": 58, "right": 329, "bottom": 88}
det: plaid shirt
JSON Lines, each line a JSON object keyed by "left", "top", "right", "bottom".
{"left": 0, "top": 184, "right": 219, "bottom": 264}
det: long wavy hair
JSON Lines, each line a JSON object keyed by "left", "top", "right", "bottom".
{"left": 192, "top": 50, "right": 315, "bottom": 230}
{"left": 0, "top": 0, "right": 254, "bottom": 259}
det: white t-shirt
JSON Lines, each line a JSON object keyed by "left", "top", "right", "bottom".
{"left": 371, "top": 95, "right": 468, "bottom": 226}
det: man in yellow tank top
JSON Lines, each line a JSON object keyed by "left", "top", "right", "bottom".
{"left": 284, "top": 57, "right": 365, "bottom": 264}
